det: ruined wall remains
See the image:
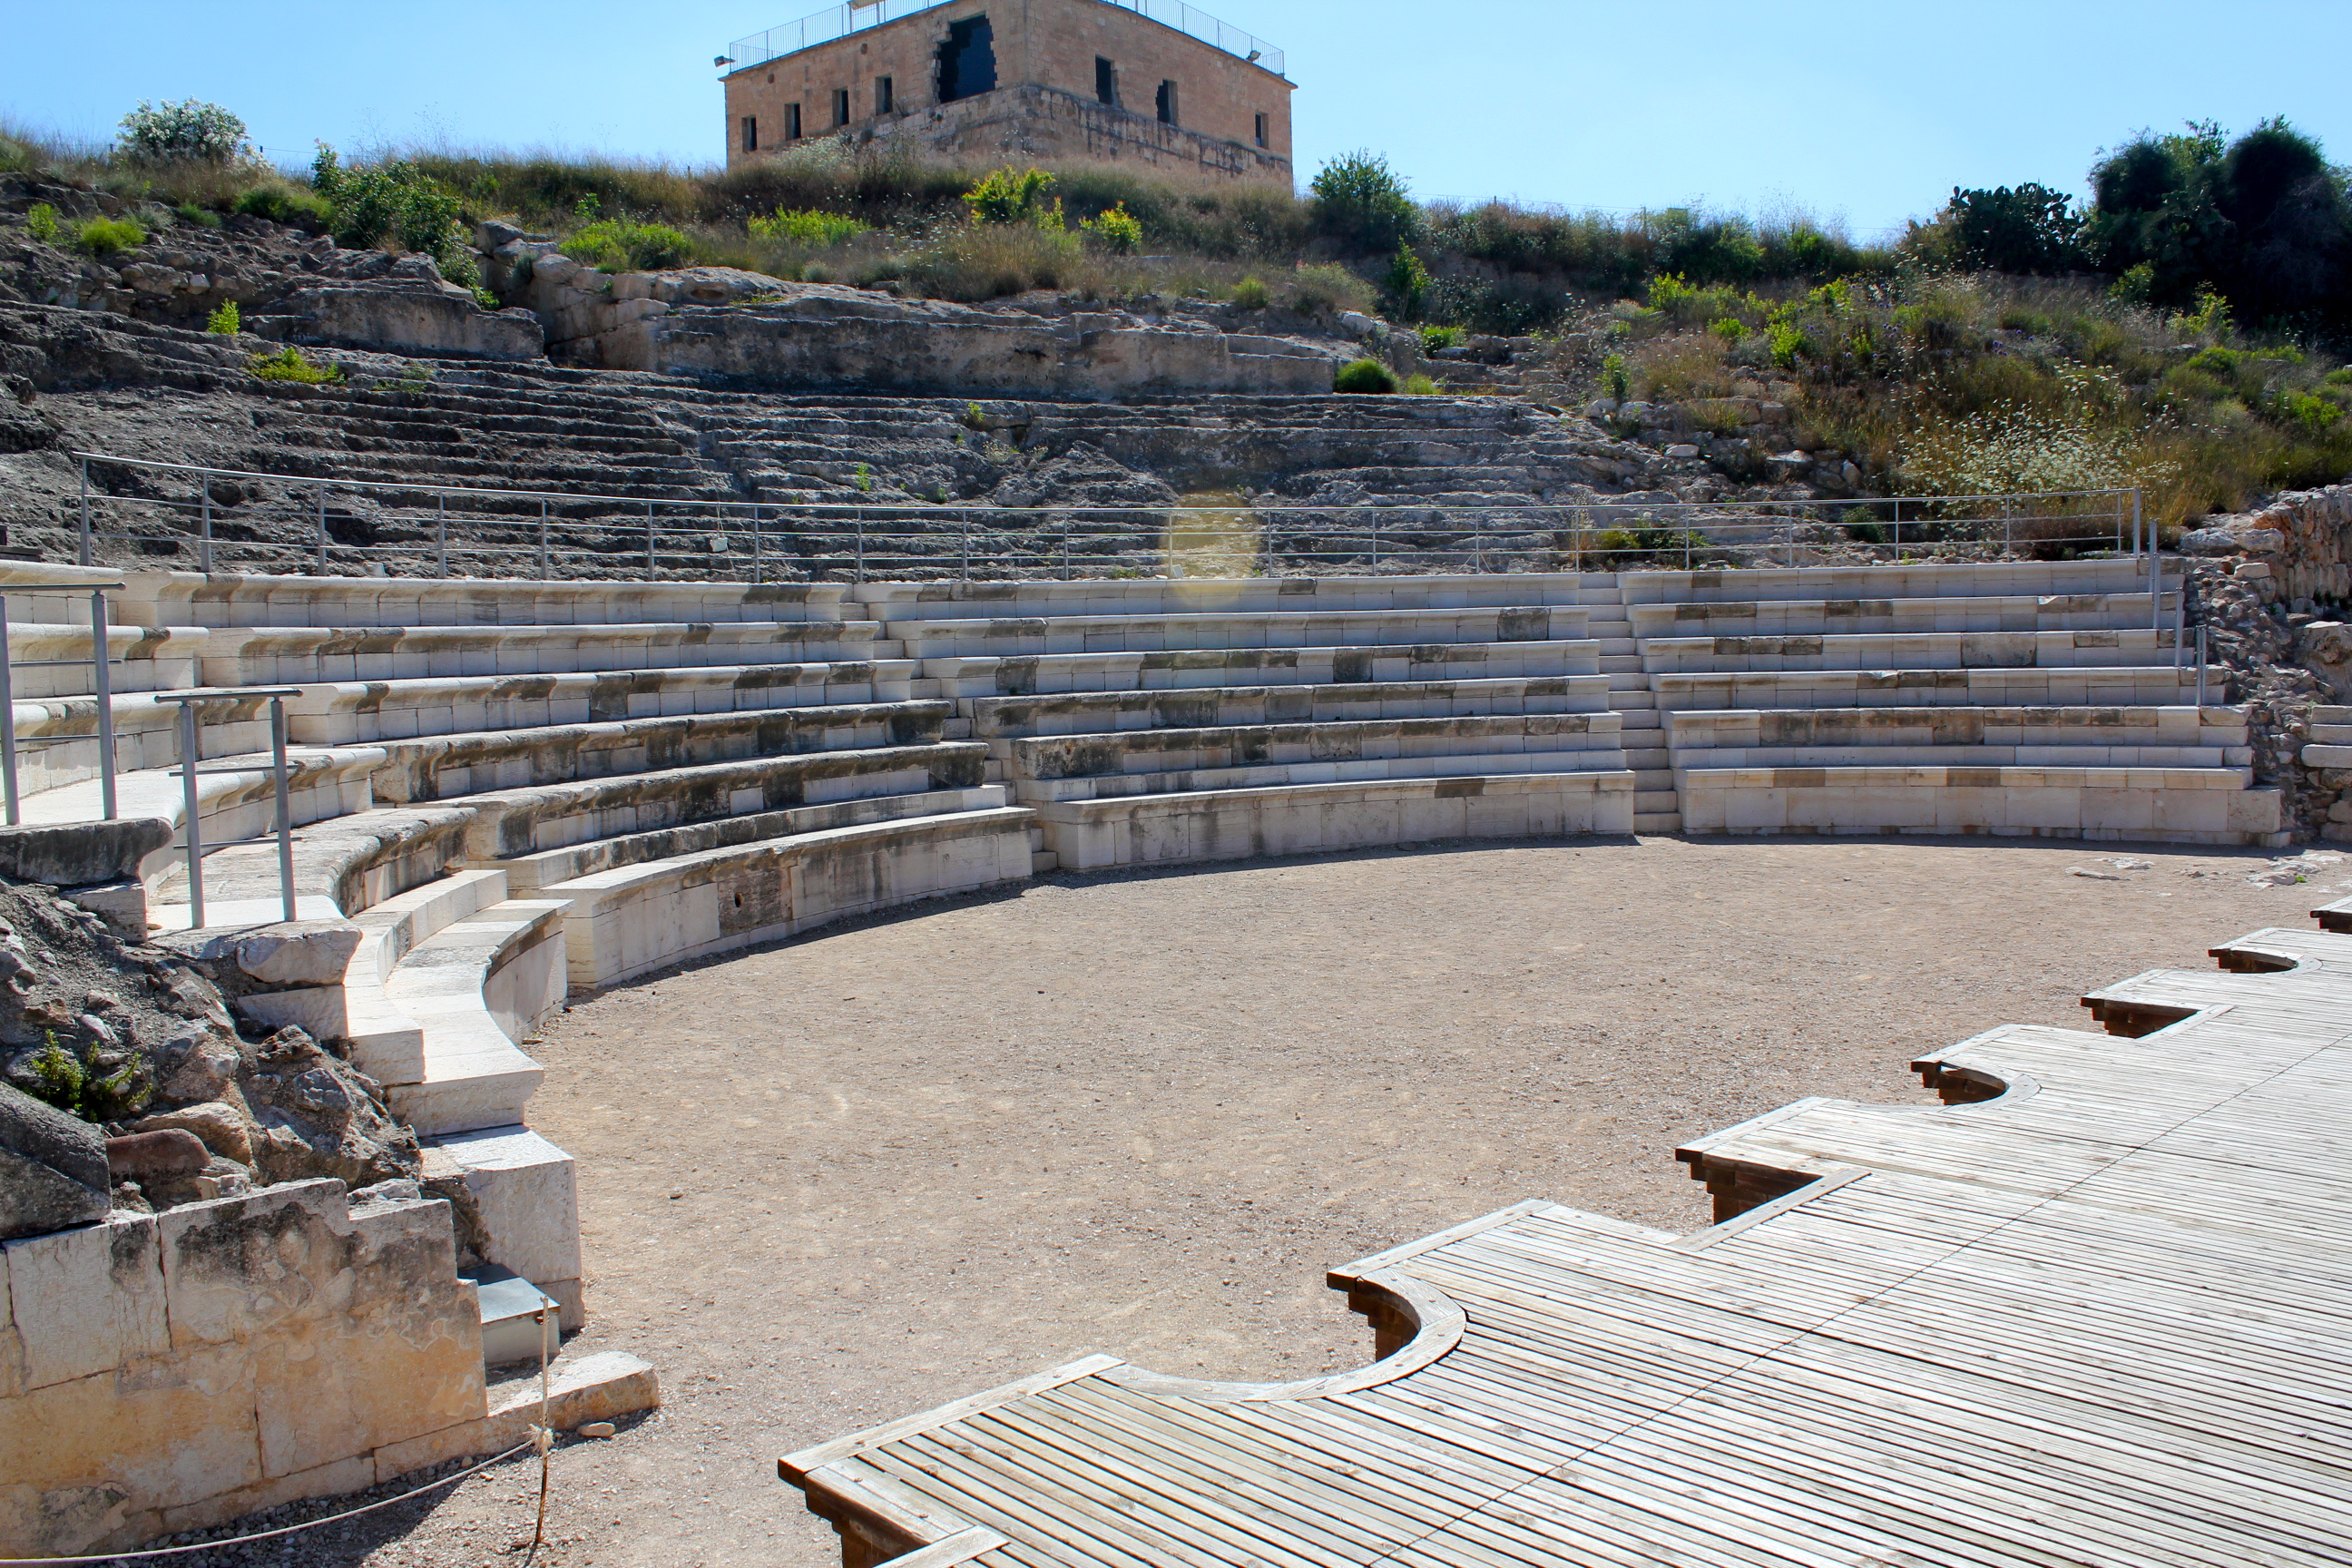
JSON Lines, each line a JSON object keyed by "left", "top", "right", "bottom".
{"left": 722, "top": 0, "right": 1292, "bottom": 182}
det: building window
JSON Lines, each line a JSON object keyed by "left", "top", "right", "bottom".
{"left": 740, "top": 116, "right": 758, "bottom": 152}
{"left": 936, "top": 15, "right": 996, "bottom": 104}
{"left": 833, "top": 88, "right": 850, "bottom": 126}
{"left": 876, "top": 74, "right": 895, "bottom": 113}
{"left": 1255, "top": 113, "right": 1269, "bottom": 149}
{"left": 1095, "top": 56, "right": 1119, "bottom": 106}
{"left": 1155, "top": 79, "right": 1178, "bottom": 127}
{"left": 785, "top": 103, "right": 802, "bottom": 141}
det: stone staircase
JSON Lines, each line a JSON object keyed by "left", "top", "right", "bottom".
{"left": 2303, "top": 706, "right": 2351, "bottom": 844}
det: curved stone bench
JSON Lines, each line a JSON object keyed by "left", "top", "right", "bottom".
{"left": 372, "top": 700, "right": 953, "bottom": 803}
{"left": 1651, "top": 666, "right": 2210, "bottom": 711}
{"left": 927, "top": 638, "right": 1600, "bottom": 698}
{"left": 1628, "top": 591, "right": 2162, "bottom": 638}
{"left": 197, "top": 619, "right": 886, "bottom": 685}
{"left": 380, "top": 897, "right": 569, "bottom": 1136}
{"left": 2, "top": 622, "right": 203, "bottom": 696}
{"left": 1640, "top": 628, "right": 2181, "bottom": 673}
{"left": 1036, "top": 772, "right": 1637, "bottom": 869}
{"left": 965, "top": 675, "right": 1613, "bottom": 740}
{"left": 545, "top": 806, "right": 1038, "bottom": 988}
{"left": 452, "top": 741, "right": 989, "bottom": 859}
{"left": 153, "top": 803, "right": 475, "bottom": 927}
{"left": 1679, "top": 763, "right": 2286, "bottom": 844}
{"left": 1621, "top": 560, "right": 2157, "bottom": 603}
{"left": 890, "top": 605, "right": 1586, "bottom": 659}
{"left": 278, "top": 660, "right": 919, "bottom": 744}
{"left": 1665, "top": 707, "right": 2253, "bottom": 772}
{"left": 1006, "top": 715, "right": 1627, "bottom": 799}
{"left": 119, "top": 568, "right": 850, "bottom": 629}
{"left": 851, "top": 572, "right": 1605, "bottom": 621}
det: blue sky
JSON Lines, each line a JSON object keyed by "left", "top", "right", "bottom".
{"left": 5, "top": 0, "right": 2346, "bottom": 238}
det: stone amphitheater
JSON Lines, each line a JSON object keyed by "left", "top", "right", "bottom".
{"left": 6, "top": 207, "right": 2352, "bottom": 1568}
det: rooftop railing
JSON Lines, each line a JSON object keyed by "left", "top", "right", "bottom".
{"left": 722, "top": 0, "right": 1284, "bottom": 75}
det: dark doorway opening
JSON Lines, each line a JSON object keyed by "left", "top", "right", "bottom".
{"left": 936, "top": 16, "right": 997, "bottom": 104}
{"left": 1095, "top": 56, "right": 1119, "bottom": 106}
{"left": 1155, "top": 79, "right": 1178, "bottom": 126}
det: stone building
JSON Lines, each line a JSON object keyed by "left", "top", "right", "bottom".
{"left": 719, "top": 0, "right": 1293, "bottom": 184}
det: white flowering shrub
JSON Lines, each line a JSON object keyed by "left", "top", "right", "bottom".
{"left": 116, "top": 100, "right": 250, "bottom": 162}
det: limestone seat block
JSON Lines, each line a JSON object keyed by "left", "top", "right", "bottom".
{"left": 890, "top": 604, "right": 1589, "bottom": 659}
{"left": 195, "top": 619, "right": 884, "bottom": 686}
{"left": 276, "top": 661, "right": 921, "bottom": 746}
{"left": 0, "top": 622, "right": 203, "bottom": 698}
{"left": 370, "top": 699, "right": 955, "bottom": 804}
{"left": 343, "top": 867, "right": 512, "bottom": 1085}
{"left": 925, "top": 639, "right": 1602, "bottom": 699}
{"left": 381, "top": 899, "right": 569, "bottom": 1136}
{"left": 1649, "top": 665, "right": 2209, "bottom": 712}
{"left": 848, "top": 572, "right": 1608, "bottom": 622}
{"left": 117, "top": 569, "right": 850, "bottom": 630}
{"left": 546, "top": 807, "right": 1038, "bottom": 989}
{"left": 1035, "top": 771, "right": 1638, "bottom": 869}
{"left": 451, "top": 741, "right": 990, "bottom": 859}
{"left": 1007, "top": 714, "right": 1627, "bottom": 784}
{"left": 1678, "top": 765, "right": 2285, "bottom": 846}
{"left": 424, "top": 1124, "right": 583, "bottom": 1325}
{"left": 966, "top": 675, "right": 1614, "bottom": 740}
{"left": 1638, "top": 627, "right": 2183, "bottom": 674}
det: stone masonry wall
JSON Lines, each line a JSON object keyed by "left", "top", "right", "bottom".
{"left": 722, "top": 0, "right": 1291, "bottom": 180}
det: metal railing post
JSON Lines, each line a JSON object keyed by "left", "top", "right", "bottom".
{"left": 0, "top": 596, "right": 15, "bottom": 826}
{"left": 179, "top": 701, "right": 203, "bottom": 929}
{"left": 538, "top": 499, "right": 551, "bottom": 581}
{"left": 645, "top": 502, "right": 656, "bottom": 579}
{"left": 854, "top": 517, "right": 865, "bottom": 584}
{"left": 1369, "top": 512, "right": 1380, "bottom": 574}
{"left": 270, "top": 696, "right": 296, "bottom": 925}
{"left": 961, "top": 516, "right": 971, "bottom": 582}
{"left": 315, "top": 485, "right": 328, "bottom": 575}
{"left": 2196, "top": 624, "right": 2208, "bottom": 709}
{"left": 750, "top": 506, "right": 762, "bottom": 586}
{"left": 77, "top": 458, "right": 92, "bottom": 567}
{"left": 90, "top": 591, "right": 115, "bottom": 821}
{"left": 197, "top": 473, "right": 213, "bottom": 574}
{"left": 436, "top": 495, "right": 449, "bottom": 577}
{"left": 2002, "top": 494, "right": 2012, "bottom": 559}
{"left": 1890, "top": 499, "right": 1899, "bottom": 564}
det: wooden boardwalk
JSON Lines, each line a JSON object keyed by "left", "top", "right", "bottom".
{"left": 779, "top": 904, "right": 2352, "bottom": 1567}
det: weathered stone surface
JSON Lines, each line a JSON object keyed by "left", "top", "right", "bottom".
{"left": 0, "top": 819, "right": 172, "bottom": 889}
{"left": 129, "top": 1101, "right": 252, "bottom": 1164}
{"left": 0, "top": 1082, "right": 108, "bottom": 1240}
{"left": 263, "top": 283, "right": 544, "bottom": 362}
{"left": 238, "top": 1027, "right": 419, "bottom": 1191}
{"left": 103, "top": 1128, "right": 210, "bottom": 1183}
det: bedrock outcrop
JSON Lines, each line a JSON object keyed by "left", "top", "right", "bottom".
{"left": 520, "top": 256, "right": 1347, "bottom": 396}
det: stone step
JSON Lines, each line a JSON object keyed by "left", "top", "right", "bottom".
{"left": 850, "top": 573, "right": 1605, "bottom": 621}
{"left": 379, "top": 898, "right": 569, "bottom": 1137}
{"left": 1650, "top": 666, "right": 2211, "bottom": 711}
{"left": 451, "top": 740, "right": 989, "bottom": 859}
{"left": 1617, "top": 710, "right": 1661, "bottom": 730}
{"left": 1632, "top": 812, "right": 1682, "bottom": 832}
{"left": 2309, "top": 723, "right": 2352, "bottom": 743}
{"left": 373, "top": 701, "right": 954, "bottom": 803}
{"left": 965, "top": 675, "right": 1613, "bottom": 740}
{"left": 926, "top": 639, "right": 1602, "bottom": 698}
{"left": 1671, "top": 744, "right": 2245, "bottom": 772}
{"left": 1664, "top": 705, "right": 2249, "bottom": 752}
{"left": 1598, "top": 654, "right": 1646, "bottom": 672}
{"left": 1640, "top": 628, "right": 2186, "bottom": 674}
{"left": 1680, "top": 765, "right": 2284, "bottom": 846}
{"left": 888, "top": 605, "right": 1591, "bottom": 659}
{"left": 1634, "top": 789, "right": 1680, "bottom": 811}
{"left": 1629, "top": 592, "right": 2170, "bottom": 639}
{"left": 1005, "top": 713, "right": 1624, "bottom": 787}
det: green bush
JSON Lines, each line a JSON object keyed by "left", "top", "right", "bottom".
{"left": 1334, "top": 358, "right": 1397, "bottom": 394}
{"left": 206, "top": 300, "right": 240, "bottom": 336}
{"left": 564, "top": 218, "right": 694, "bottom": 272}
{"left": 74, "top": 217, "right": 146, "bottom": 257}
{"left": 964, "top": 166, "right": 1058, "bottom": 226}
{"left": 1383, "top": 244, "right": 1430, "bottom": 319}
{"left": 17, "top": 1033, "right": 149, "bottom": 1122}
{"left": 1420, "top": 324, "right": 1464, "bottom": 353}
{"left": 25, "top": 202, "right": 60, "bottom": 243}
{"left": 1602, "top": 353, "right": 1630, "bottom": 402}
{"left": 232, "top": 183, "right": 332, "bottom": 225}
{"left": 1426, "top": 273, "right": 1564, "bottom": 335}
{"left": 1286, "top": 262, "right": 1372, "bottom": 316}
{"left": 1401, "top": 372, "right": 1439, "bottom": 395}
{"left": 174, "top": 201, "right": 220, "bottom": 229}
{"left": 1229, "top": 275, "right": 1268, "bottom": 309}
{"left": 1310, "top": 150, "right": 1417, "bottom": 253}
{"left": 1083, "top": 201, "right": 1142, "bottom": 254}
{"left": 1943, "top": 182, "right": 2084, "bottom": 275}
{"left": 116, "top": 99, "right": 249, "bottom": 162}
{"left": 248, "top": 345, "right": 341, "bottom": 384}
{"left": 747, "top": 208, "right": 867, "bottom": 245}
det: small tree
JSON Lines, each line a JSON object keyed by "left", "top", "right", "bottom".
{"left": 117, "top": 99, "right": 250, "bottom": 162}
{"left": 1310, "top": 151, "right": 1417, "bottom": 253}
{"left": 1944, "top": 183, "right": 2085, "bottom": 275}
{"left": 964, "top": 167, "right": 1058, "bottom": 226}
{"left": 1383, "top": 245, "right": 1431, "bottom": 319}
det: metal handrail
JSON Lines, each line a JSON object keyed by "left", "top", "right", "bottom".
{"left": 0, "top": 582, "right": 126, "bottom": 827}
{"left": 153, "top": 688, "right": 305, "bottom": 929}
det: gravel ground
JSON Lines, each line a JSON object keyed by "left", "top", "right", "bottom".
{"left": 141, "top": 835, "right": 2347, "bottom": 1568}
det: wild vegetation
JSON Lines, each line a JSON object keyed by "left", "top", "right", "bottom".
{"left": 4, "top": 103, "right": 2347, "bottom": 521}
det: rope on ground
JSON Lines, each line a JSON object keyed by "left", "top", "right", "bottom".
{"left": 0, "top": 1441, "right": 538, "bottom": 1565}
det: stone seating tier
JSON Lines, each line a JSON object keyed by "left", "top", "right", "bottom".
{"left": 1649, "top": 666, "right": 2210, "bottom": 711}
{"left": 885, "top": 605, "right": 1588, "bottom": 659}
{"left": 964, "top": 675, "right": 1612, "bottom": 741}
{"left": 1005, "top": 714, "right": 1625, "bottom": 791}
{"left": 1665, "top": 706, "right": 2254, "bottom": 775}
{"left": 378, "top": 897, "right": 569, "bottom": 1137}
{"left": 924, "top": 640, "right": 1602, "bottom": 699}
{"left": 848, "top": 573, "right": 1611, "bottom": 621}
{"left": 1625, "top": 591, "right": 2165, "bottom": 637}
{"left": 1639, "top": 628, "right": 2185, "bottom": 673}
{"left": 196, "top": 619, "right": 887, "bottom": 685}
{"left": 2301, "top": 705, "right": 2352, "bottom": 769}
{"left": 1619, "top": 560, "right": 2160, "bottom": 603}
{"left": 116, "top": 572, "right": 851, "bottom": 630}
{"left": 1681, "top": 764, "right": 2278, "bottom": 842}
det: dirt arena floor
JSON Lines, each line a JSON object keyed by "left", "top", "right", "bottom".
{"left": 168, "top": 834, "right": 2348, "bottom": 1568}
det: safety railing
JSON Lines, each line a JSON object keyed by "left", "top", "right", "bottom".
{"left": 0, "top": 581, "right": 125, "bottom": 825}
{"left": 72, "top": 453, "right": 2146, "bottom": 585}
{"left": 158, "top": 689, "right": 303, "bottom": 929}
